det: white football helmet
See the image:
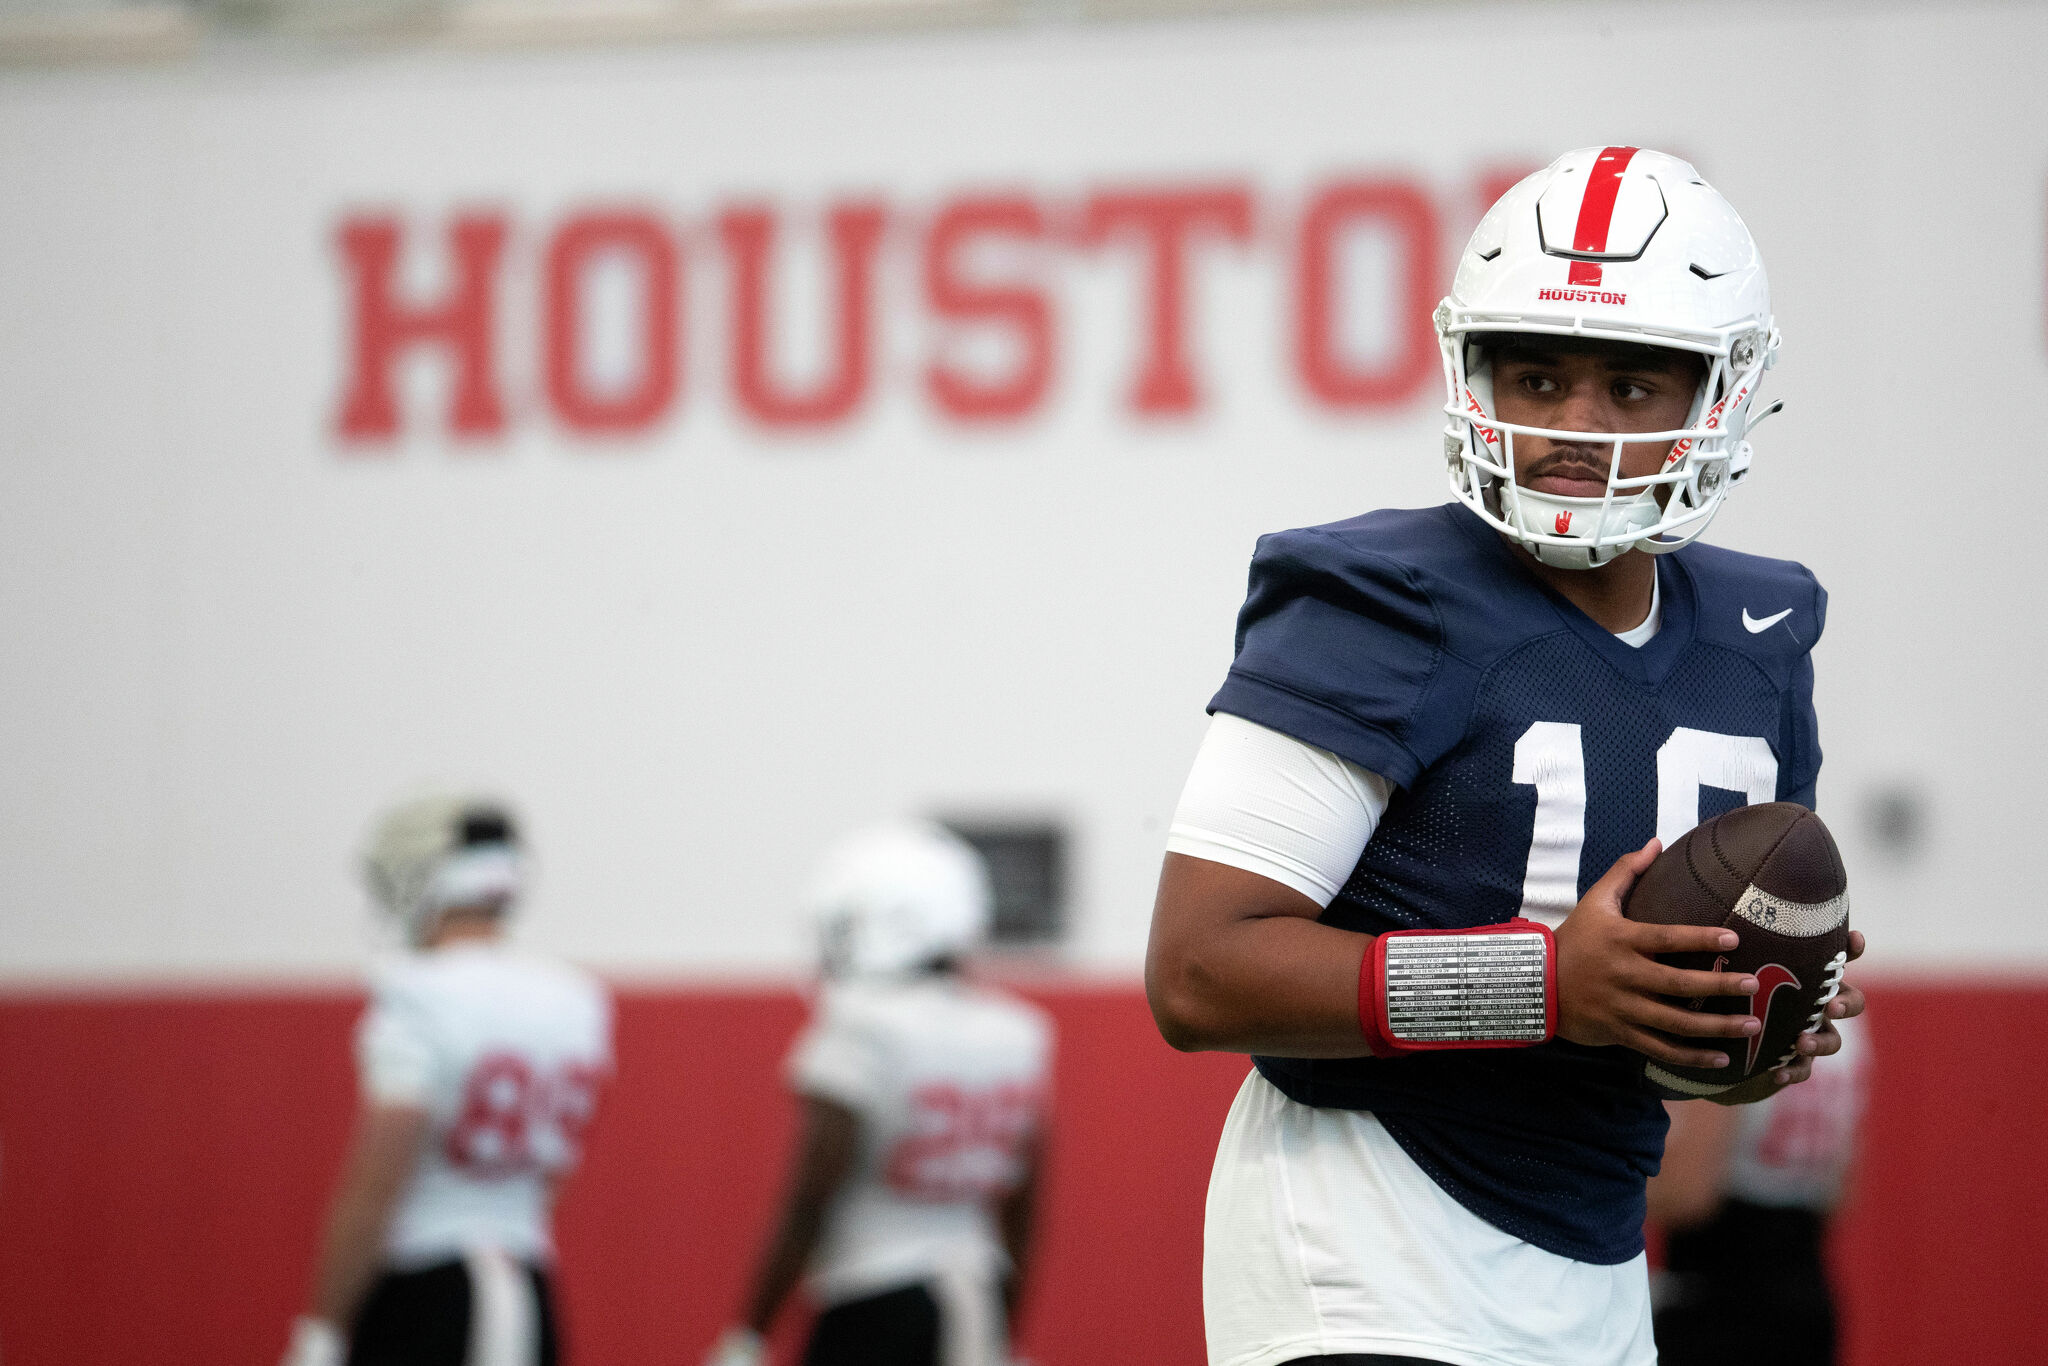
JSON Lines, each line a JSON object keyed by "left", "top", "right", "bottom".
{"left": 361, "top": 792, "right": 525, "bottom": 945}
{"left": 809, "top": 820, "right": 993, "bottom": 979}
{"left": 1439, "top": 146, "right": 1782, "bottom": 569}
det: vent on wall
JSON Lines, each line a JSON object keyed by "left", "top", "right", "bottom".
{"left": 940, "top": 816, "right": 1068, "bottom": 947}
{"left": 1861, "top": 785, "right": 1928, "bottom": 862}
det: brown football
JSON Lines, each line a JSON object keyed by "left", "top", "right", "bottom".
{"left": 1622, "top": 802, "right": 1850, "bottom": 1100}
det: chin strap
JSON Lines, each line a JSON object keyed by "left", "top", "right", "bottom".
{"left": 1527, "top": 538, "right": 1608, "bottom": 571}
{"left": 1358, "top": 919, "right": 1557, "bottom": 1058}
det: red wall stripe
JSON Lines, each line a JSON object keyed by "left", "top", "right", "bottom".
{"left": 0, "top": 981, "right": 2038, "bottom": 1366}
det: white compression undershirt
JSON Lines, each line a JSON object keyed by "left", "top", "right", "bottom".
{"left": 1167, "top": 578, "right": 1660, "bottom": 902}
{"left": 1615, "top": 570, "right": 1661, "bottom": 648}
{"left": 1166, "top": 713, "right": 1391, "bottom": 907}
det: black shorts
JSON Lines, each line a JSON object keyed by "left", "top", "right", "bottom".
{"left": 347, "top": 1258, "right": 560, "bottom": 1366}
{"left": 1655, "top": 1290, "right": 1834, "bottom": 1366}
{"left": 802, "top": 1284, "right": 950, "bottom": 1366}
{"left": 1656, "top": 1201, "right": 1835, "bottom": 1366}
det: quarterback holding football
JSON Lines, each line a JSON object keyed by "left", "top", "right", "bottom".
{"left": 282, "top": 794, "right": 612, "bottom": 1366}
{"left": 1146, "top": 148, "right": 1867, "bottom": 1366}
{"left": 708, "top": 821, "right": 1053, "bottom": 1366}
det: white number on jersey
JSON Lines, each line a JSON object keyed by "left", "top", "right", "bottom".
{"left": 1513, "top": 722, "right": 1780, "bottom": 923}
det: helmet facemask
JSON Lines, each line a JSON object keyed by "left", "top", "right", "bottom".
{"left": 1441, "top": 320, "right": 1777, "bottom": 570}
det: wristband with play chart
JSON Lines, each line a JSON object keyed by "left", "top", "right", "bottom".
{"left": 1358, "top": 919, "right": 1557, "bottom": 1058}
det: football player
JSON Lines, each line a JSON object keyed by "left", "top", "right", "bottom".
{"left": 1145, "top": 147, "right": 1868, "bottom": 1366}
{"left": 281, "top": 794, "right": 612, "bottom": 1366}
{"left": 705, "top": 821, "right": 1053, "bottom": 1366}
{"left": 1648, "top": 1012, "right": 1869, "bottom": 1366}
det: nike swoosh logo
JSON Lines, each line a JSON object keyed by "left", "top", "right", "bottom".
{"left": 1743, "top": 607, "right": 1793, "bottom": 633}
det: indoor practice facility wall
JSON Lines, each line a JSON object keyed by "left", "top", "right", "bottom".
{"left": 4, "top": 1, "right": 2047, "bottom": 983}
{"left": 0, "top": 980, "right": 2037, "bottom": 1366}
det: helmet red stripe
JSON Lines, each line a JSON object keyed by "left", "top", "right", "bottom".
{"left": 1571, "top": 145, "right": 1639, "bottom": 255}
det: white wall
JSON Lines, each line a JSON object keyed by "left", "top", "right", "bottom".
{"left": 1, "top": 0, "right": 2041, "bottom": 980}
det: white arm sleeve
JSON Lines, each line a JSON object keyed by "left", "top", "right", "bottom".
{"left": 1165, "top": 712, "right": 1392, "bottom": 908}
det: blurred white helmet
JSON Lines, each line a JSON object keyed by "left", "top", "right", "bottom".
{"left": 361, "top": 792, "right": 524, "bottom": 945}
{"left": 1438, "top": 146, "right": 1782, "bottom": 570}
{"left": 809, "top": 820, "right": 993, "bottom": 979}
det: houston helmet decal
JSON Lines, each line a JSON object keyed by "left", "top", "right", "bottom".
{"left": 1461, "top": 387, "right": 1497, "bottom": 446}
{"left": 1565, "top": 146, "right": 1639, "bottom": 286}
{"left": 1665, "top": 378, "right": 1751, "bottom": 467}
{"left": 1554, "top": 511, "right": 1572, "bottom": 534}
{"left": 1536, "top": 286, "right": 1627, "bottom": 306}
{"left": 1747, "top": 963, "right": 1802, "bottom": 1072}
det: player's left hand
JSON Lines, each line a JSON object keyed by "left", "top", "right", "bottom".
{"left": 705, "top": 1327, "right": 766, "bottom": 1366}
{"left": 1555, "top": 841, "right": 1766, "bottom": 1068}
{"left": 1710, "top": 929, "right": 1866, "bottom": 1103}
{"left": 280, "top": 1318, "right": 344, "bottom": 1366}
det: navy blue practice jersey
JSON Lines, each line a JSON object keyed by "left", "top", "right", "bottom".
{"left": 1209, "top": 502, "right": 1824, "bottom": 1265}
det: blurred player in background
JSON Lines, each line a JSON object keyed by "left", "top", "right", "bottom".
{"left": 1146, "top": 147, "right": 1865, "bottom": 1366}
{"left": 282, "top": 793, "right": 612, "bottom": 1366}
{"left": 1649, "top": 1013, "right": 1869, "bottom": 1366}
{"left": 706, "top": 821, "right": 1053, "bottom": 1366}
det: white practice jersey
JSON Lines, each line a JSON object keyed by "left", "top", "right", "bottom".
{"left": 787, "top": 976, "right": 1053, "bottom": 1308}
{"left": 1723, "top": 1012, "right": 1869, "bottom": 1210}
{"left": 356, "top": 941, "right": 612, "bottom": 1268}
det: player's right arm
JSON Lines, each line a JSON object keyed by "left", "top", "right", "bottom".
{"left": 282, "top": 1097, "right": 429, "bottom": 1366}
{"left": 1149, "top": 848, "right": 1755, "bottom": 1068}
{"left": 283, "top": 974, "right": 443, "bottom": 1366}
{"left": 708, "top": 992, "right": 878, "bottom": 1366}
{"left": 736, "top": 1095, "right": 861, "bottom": 1335}
{"left": 995, "top": 1127, "right": 1043, "bottom": 1325}
{"left": 306, "top": 1103, "right": 431, "bottom": 1325}
{"left": 1147, "top": 853, "right": 1379, "bottom": 1056}
{"left": 1146, "top": 718, "right": 1764, "bottom": 1069}
{"left": 705, "top": 1095, "right": 860, "bottom": 1366}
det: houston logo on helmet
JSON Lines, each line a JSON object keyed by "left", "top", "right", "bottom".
{"left": 1536, "top": 287, "right": 1628, "bottom": 306}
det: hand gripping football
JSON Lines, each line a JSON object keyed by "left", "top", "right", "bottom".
{"left": 1623, "top": 802, "right": 1850, "bottom": 1100}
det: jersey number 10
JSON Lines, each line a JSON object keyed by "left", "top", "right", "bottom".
{"left": 1512, "top": 722, "right": 1778, "bottom": 925}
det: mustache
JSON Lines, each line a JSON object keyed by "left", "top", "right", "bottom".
{"left": 1525, "top": 444, "right": 1617, "bottom": 482}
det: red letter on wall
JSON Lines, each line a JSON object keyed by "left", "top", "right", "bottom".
{"left": 1080, "top": 186, "right": 1254, "bottom": 417}
{"left": 720, "top": 201, "right": 887, "bottom": 428}
{"left": 924, "top": 196, "right": 1053, "bottom": 423}
{"left": 1295, "top": 180, "right": 1440, "bottom": 410}
{"left": 334, "top": 212, "right": 509, "bottom": 443}
{"left": 543, "top": 210, "right": 681, "bottom": 436}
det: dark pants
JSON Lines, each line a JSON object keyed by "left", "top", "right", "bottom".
{"left": 347, "top": 1258, "right": 560, "bottom": 1366}
{"left": 804, "top": 1284, "right": 944, "bottom": 1366}
{"left": 1657, "top": 1200, "right": 1836, "bottom": 1366}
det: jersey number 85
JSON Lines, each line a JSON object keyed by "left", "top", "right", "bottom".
{"left": 445, "top": 1052, "right": 602, "bottom": 1177}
